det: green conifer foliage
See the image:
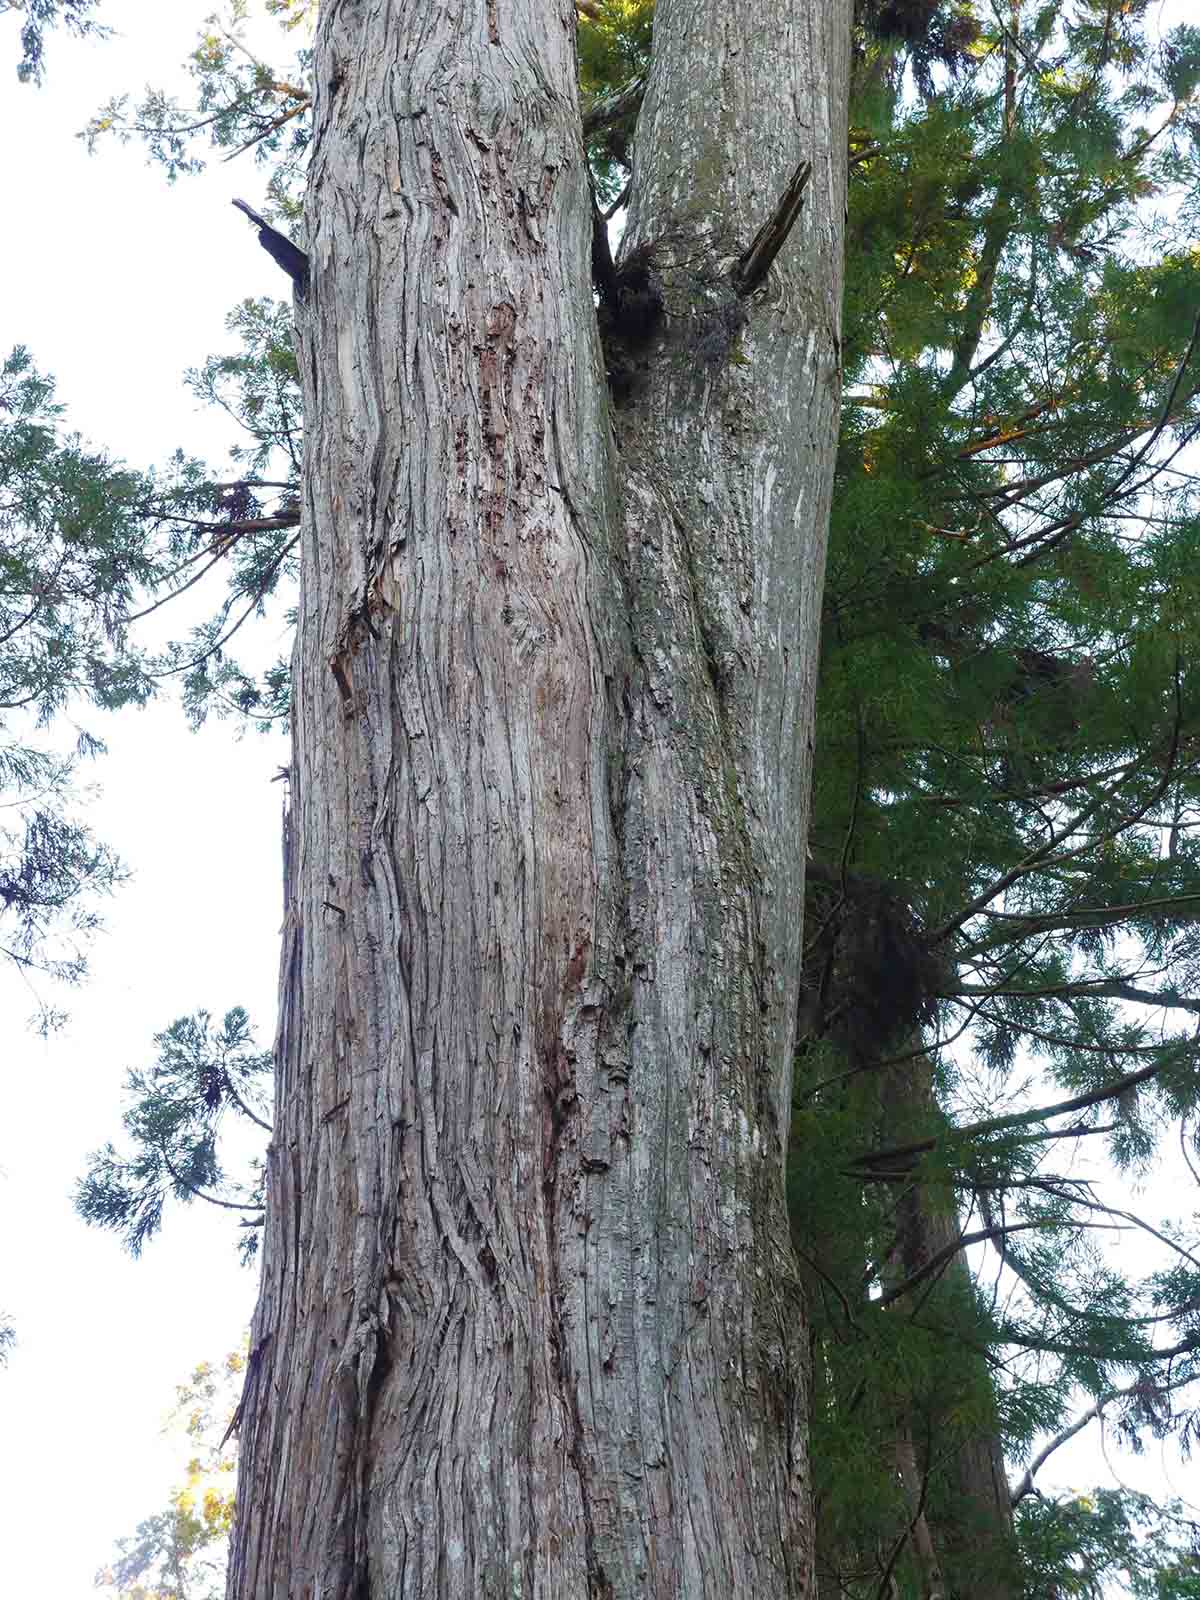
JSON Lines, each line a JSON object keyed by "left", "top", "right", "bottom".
{"left": 797, "top": 2, "right": 1200, "bottom": 1593}
{"left": 0, "top": 348, "right": 149, "bottom": 1008}
{"left": 75, "top": 1007, "right": 271, "bottom": 1260}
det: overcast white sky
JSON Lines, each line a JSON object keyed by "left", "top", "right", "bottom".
{"left": 0, "top": 3, "right": 292, "bottom": 1592}
{"left": 0, "top": 2, "right": 1198, "bottom": 1597}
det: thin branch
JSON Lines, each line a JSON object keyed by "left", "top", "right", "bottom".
{"left": 847, "top": 1054, "right": 1180, "bottom": 1174}
{"left": 1011, "top": 1389, "right": 1123, "bottom": 1504}
{"left": 1010, "top": 1375, "right": 1193, "bottom": 1504}
{"left": 793, "top": 1242, "right": 862, "bottom": 1335}
{"left": 876, "top": 1219, "right": 1059, "bottom": 1308}
{"left": 849, "top": 141, "right": 883, "bottom": 168}
{"left": 873, "top": 1455, "right": 934, "bottom": 1600}
{"left": 958, "top": 1009, "right": 1183, "bottom": 1061}
{"left": 1068, "top": 1195, "right": 1200, "bottom": 1275}
{"left": 956, "top": 977, "right": 1200, "bottom": 1017}
{"left": 962, "top": 894, "right": 1200, "bottom": 957}
{"left": 222, "top": 94, "right": 310, "bottom": 163}
{"left": 927, "top": 681, "right": 1181, "bottom": 948}
{"left": 220, "top": 1078, "right": 273, "bottom": 1135}
{"left": 122, "top": 544, "right": 241, "bottom": 626}
{"left": 218, "top": 23, "right": 308, "bottom": 102}
{"left": 1099, "top": 309, "right": 1200, "bottom": 509}
{"left": 144, "top": 535, "right": 299, "bottom": 680}
{"left": 1182, "top": 1117, "right": 1200, "bottom": 1191}
{"left": 159, "top": 1146, "right": 264, "bottom": 1215}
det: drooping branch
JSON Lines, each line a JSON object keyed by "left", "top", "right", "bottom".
{"left": 1010, "top": 1372, "right": 1195, "bottom": 1504}
{"left": 847, "top": 1052, "right": 1184, "bottom": 1175}
{"left": 876, "top": 1219, "right": 1059, "bottom": 1308}
{"left": 220, "top": 1078, "right": 274, "bottom": 1135}
{"left": 159, "top": 1145, "right": 265, "bottom": 1217}
{"left": 1009, "top": 1393, "right": 1109, "bottom": 1505}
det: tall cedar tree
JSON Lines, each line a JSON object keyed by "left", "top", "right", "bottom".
{"left": 66, "top": 1, "right": 1200, "bottom": 1596}
{"left": 795, "top": 3, "right": 1200, "bottom": 1596}
{"left": 228, "top": 1, "right": 848, "bottom": 1595}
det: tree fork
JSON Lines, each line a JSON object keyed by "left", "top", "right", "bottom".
{"left": 228, "top": 1, "right": 849, "bottom": 1595}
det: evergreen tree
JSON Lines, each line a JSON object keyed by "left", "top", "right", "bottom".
{"left": 796, "top": 2, "right": 1200, "bottom": 1593}
{"left": 0, "top": 332, "right": 295, "bottom": 1014}
{"left": 83, "top": 0, "right": 849, "bottom": 1589}
{"left": 61, "top": 0, "right": 1200, "bottom": 1593}
{"left": 76, "top": 1008, "right": 271, "bottom": 1260}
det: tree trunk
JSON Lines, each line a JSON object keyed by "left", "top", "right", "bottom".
{"left": 801, "top": 1031, "right": 1019, "bottom": 1600}
{"left": 883, "top": 1058, "right": 1019, "bottom": 1600}
{"left": 228, "top": 2, "right": 848, "bottom": 1595}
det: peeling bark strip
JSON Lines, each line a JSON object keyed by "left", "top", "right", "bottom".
{"left": 228, "top": 1, "right": 848, "bottom": 1597}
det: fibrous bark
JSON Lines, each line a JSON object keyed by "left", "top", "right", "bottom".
{"left": 228, "top": 1, "right": 848, "bottom": 1596}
